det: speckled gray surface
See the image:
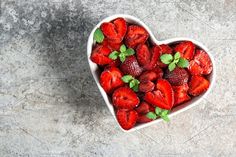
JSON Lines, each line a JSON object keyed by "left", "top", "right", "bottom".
{"left": 0, "top": 0, "right": 236, "bottom": 156}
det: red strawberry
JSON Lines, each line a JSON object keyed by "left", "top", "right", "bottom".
{"left": 160, "top": 44, "right": 173, "bottom": 54}
{"left": 174, "top": 41, "right": 195, "bottom": 60}
{"left": 100, "top": 67, "right": 124, "bottom": 94}
{"left": 135, "top": 101, "right": 154, "bottom": 114}
{"left": 188, "top": 76, "right": 210, "bottom": 96}
{"left": 139, "top": 81, "right": 155, "bottom": 93}
{"left": 116, "top": 109, "right": 138, "bottom": 130}
{"left": 157, "top": 44, "right": 173, "bottom": 67}
{"left": 188, "top": 50, "right": 213, "bottom": 75}
{"left": 139, "top": 67, "right": 163, "bottom": 82}
{"left": 90, "top": 45, "right": 112, "bottom": 65}
{"left": 188, "top": 60, "right": 203, "bottom": 76}
{"left": 136, "top": 44, "right": 151, "bottom": 66}
{"left": 144, "top": 79, "right": 174, "bottom": 110}
{"left": 107, "top": 59, "right": 121, "bottom": 67}
{"left": 112, "top": 87, "right": 140, "bottom": 110}
{"left": 172, "top": 83, "right": 191, "bottom": 106}
{"left": 164, "top": 67, "right": 189, "bottom": 86}
{"left": 120, "top": 56, "right": 143, "bottom": 77}
{"left": 102, "top": 38, "right": 123, "bottom": 51}
{"left": 101, "top": 18, "right": 127, "bottom": 43}
{"left": 137, "top": 114, "right": 153, "bottom": 123}
{"left": 153, "top": 67, "right": 164, "bottom": 79}
{"left": 125, "top": 25, "right": 149, "bottom": 48}
{"left": 143, "top": 45, "right": 161, "bottom": 70}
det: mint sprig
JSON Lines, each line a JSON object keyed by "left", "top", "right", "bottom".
{"left": 121, "top": 75, "right": 140, "bottom": 92}
{"left": 94, "top": 28, "right": 104, "bottom": 43}
{"left": 109, "top": 44, "right": 135, "bottom": 62}
{"left": 160, "top": 52, "right": 189, "bottom": 71}
{"left": 146, "top": 107, "right": 170, "bottom": 122}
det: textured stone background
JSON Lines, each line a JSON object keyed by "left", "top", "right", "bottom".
{"left": 0, "top": 0, "right": 236, "bottom": 156}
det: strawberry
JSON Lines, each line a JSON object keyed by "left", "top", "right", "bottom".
{"left": 135, "top": 101, "right": 154, "bottom": 114}
{"left": 102, "top": 38, "right": 123, "bottom": 51}
{"left": 120, "top": 55, "right": 143, "bottom": 77}
{"left": 160, "top": 44, "right": 173, "bottom": 54}
{"left": 136, "top": 44, "right": 151, "bottom": 66}
{"left": 164, "top": 67, "right": 189, "bottom": 86}
{"left": 116, "top": 109, "right": 138, "bottom": 130}
{"left": 174, "top": 41, "right": 195, "bottom": 60}
{"left": 188, "top": 76, "right": 210, "bottom": 96}
{"left": 101, "top": 18, "right": 127, "bottom": 43}
{"left": 100, "top": 67, "right": 124, "bottom": 94}
{"left": 188, "top": 50, "right": 213, "bottom": 75}
{"left": 144, "top": 79, "right": 174, "bottom": 110}
{"left": 157, "top": 44, "right": 173, "bottom": 67}
{"left": 112, "top": 87, "right": 140, "bottom": 110}
{"left": 139, "top": 67, "right": 163, "bottom": 82}
{"left": 137, "top": 114, "right": 153, "bottom": 123}
{"left": 188, "top": 60, "right": 203, "bottom": 76}
{"left": 107, "top": 59, "right": 121, "bottom": 67}
{"left": 172, "top": 83, "right": 191, "bottom": 106}
{"left": 125, "top": 25, "right": 149, "bottom": 48}
{"left": 90, "top": 45, "right": 112, "bottom": 65}
{"left": 153, "top": 67, "right": 164, "bottom": 79}
{"left": 139, "top": 81, "right": 155, "bottom": 93}
{"left": 143, "top": 45, "right": 161, "bottom": 70}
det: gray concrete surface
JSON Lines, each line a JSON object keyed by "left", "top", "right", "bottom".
{"left": 0, "top": 0, "right": 236, "bottom": 156}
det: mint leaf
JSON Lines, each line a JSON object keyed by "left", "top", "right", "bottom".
{"left": 120, "top": 44, "right": 126, "bottom": 53}
{"left": 146, "top": 112, "right": 157, "bottom": 120}
{"left": 161, "top": 115, "right": 170, "bottom": 122}
{"left": 132, "top": 84, "right": 139, "bottom": 92}
{"left": 155, "top": 107, "right": 162, "bottom": 115}
{"left": 168, "top": 62, "right": 176, "bottom": 71}
{"left": 177, "top": 58, "right": 189, "bottom": 68}
{"left": 160, "top": 110, "right": 170, "bottom": 122}
{"left": 174, "top": 52, "right": 181, "bottom": 60}
{"left": 122, "top": 75, "right": 133, "bottom": 83}
{"left": 133, "top": 79, "right": 140, "bottom": 85}
{"left": 161, "top": 110, "right": 169, "bottom": 116}
{"left": 94, "top": 28, "right": 104, "bottom": 43}
{"left": 124, "top": 48, "right": 135, "bottom": 56}
{"left": 119, "top": 53, "right": 126, "bottom": 62}
{"left": 173, "top": 52, "right": 180, "bottom": 63}
{"left": 109, "top": 51, "right": 119, "bottom": 60}
{"left": 160, "top": 54, "right": 173, "bottom": 64}
{"left": 129, "top": 79, "right": 136, "bottom": 88}
{"left": 131, "top": 79, "right": 140, "bottom": 92}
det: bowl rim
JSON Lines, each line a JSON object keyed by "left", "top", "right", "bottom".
{"left": 87, "top": 14, "right": 216, "bottom": 132}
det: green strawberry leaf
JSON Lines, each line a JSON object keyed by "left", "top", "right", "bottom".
{"left": 122, "top": 75, "right": 133, "bottom": 83}
{"left": 177, "top": 58, "right": 189, "bottom": 68}
{"left": 124, "top": 48, "right": 135, "bottom": 56}
{"left": 119, "top": 53, "right": 126, "bottom": 62}
{"left": 120, "top": 44, "right": 127, "bottom": 53}
{"left": 174, "top": 52, "right": 181, "bottom": 60}
{"left": 109, "top": 51, "right": 119, "bottom": 60}
{"left": 146, "top": 112, "right": 157, "bottom": 120}
{"left": 168, "top": 62, "right": 176, "bottom": 71}
{"left": 160, "top": 54, "right": 173, "bottom": 64}
{"left": 155, "top": 107, "right": 162, "bottom": 115}
{"left": 94, "top": 28, "right": 104, "bottom": 43}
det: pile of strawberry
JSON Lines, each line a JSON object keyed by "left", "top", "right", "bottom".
{"left": 90, "top": 18, "right": 213, "bottom": 130}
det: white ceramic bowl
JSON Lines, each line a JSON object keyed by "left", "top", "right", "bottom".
{"left": 87, "top": 14, "right": 216, "bottom": 132}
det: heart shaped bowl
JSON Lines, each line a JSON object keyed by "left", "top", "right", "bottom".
{"left": 87, "top": 14, "right": 216, "bottom": 132}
